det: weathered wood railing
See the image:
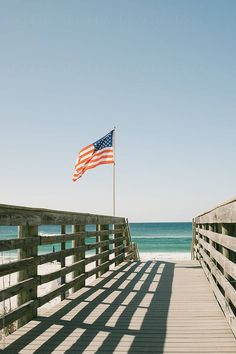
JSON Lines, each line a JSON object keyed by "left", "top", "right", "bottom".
{"left": 0, "top": 204, "right": 138, "bottom": 333}
{"left": 192, "top": 197, "right": 236, "bottom": 335}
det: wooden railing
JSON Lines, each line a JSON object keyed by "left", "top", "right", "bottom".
{"left": 0, "top": 204, "right": 139, "bottom": 332}
{"left": 192, "top": 197, "right": 236, "bottom": 335}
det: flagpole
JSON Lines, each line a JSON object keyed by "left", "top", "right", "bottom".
{"left": 113, "top": 127, "right": 116, "bottom": 216}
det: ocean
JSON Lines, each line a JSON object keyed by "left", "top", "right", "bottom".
{"left": 0, "top": 222, "right": 192, "bottom": 256}
{"left": 130, "top": 222, "right": 192, "bottom": 253}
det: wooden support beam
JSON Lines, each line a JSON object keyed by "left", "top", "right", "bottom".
{"left": 72, "top": 225, "right": 85, "bottom": 292}
{"left": 60, "top": 225, "right": 66, "bottom": 300}
{"left": 191, "top": 219, "right": 196, "bottom": 260}
{"left": 0, "top": 203, "right": 126, "bottom": 226}
{"left": 114, "top": 224, "right": 125, "bottom": 266}
{"left": 198, "top": 237, "right": 236, "bottom": 280}
{"left": 99, "top": 225, "right": 110, "bottom": 275}
{"left": 17, "top": 225, "right": 38, "bottom": 328}
{"left": 96, "top": 224, "right": 100, "bottom": 278}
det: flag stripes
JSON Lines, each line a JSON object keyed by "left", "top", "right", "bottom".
{"left": 72, "top": 131, "right": 114, "bottom": 182}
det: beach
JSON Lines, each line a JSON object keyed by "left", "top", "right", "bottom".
{"left": 139, "top": 252, "right": 191, "bottom": 261}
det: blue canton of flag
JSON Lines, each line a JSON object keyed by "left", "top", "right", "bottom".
{"left": 94, "top": 131, "right": 113, "bottom": 151}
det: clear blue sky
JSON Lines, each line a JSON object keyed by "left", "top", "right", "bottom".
{"left": 0, "top": 1, "right": 235, "bottom": 221}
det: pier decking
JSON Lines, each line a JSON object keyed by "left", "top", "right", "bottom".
{"left": 1, "top": 200, "right": 236, "bottom": 353}
{"left": 2, "top": 260, "right": 236, "bottom": 353}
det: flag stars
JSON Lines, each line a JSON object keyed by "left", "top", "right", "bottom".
{"left": 94, "top": 131, "right": 113, "bottom": 151}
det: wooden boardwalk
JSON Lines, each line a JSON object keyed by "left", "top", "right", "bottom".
{"left": 2, "top": 260, "right": 236, "bottom": 353}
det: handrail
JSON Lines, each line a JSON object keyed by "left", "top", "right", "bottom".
{"left": 192, "top": 198, "right": 236, "bottom": 336}
{"left": 0, "top": 204, "right": 138, "bottom": 333}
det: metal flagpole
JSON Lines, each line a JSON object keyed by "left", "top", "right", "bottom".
{"left": 113, "top": 127, "right": 116, "bottom": 216}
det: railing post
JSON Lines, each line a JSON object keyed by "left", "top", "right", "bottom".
{"left": 99, "top": 224, "right": 110, "bottom": 276}
{"left": 208, "top": 224, "right": 215, "bottom": 262}
{"left": 96, "top": 224, "right": 101, "bottom": 278}
{"left": 213, "top": 223, "right": 218, "bottom": 265}
{"left": 125, "top": 219, "right": 138, "bottom": 260}
{"left": 221, "top": 223, "right": 230, "bottom": 281}
{"left": 114, "top": 224, "right": 125, "bottom": 266}
{"left": 220, "top": 223, "right": 231, "bottom": 305}
{"left": 72, "top": 224, "right": 85, "bottom": 292}
{"left": 191, "top": 219, "right": 196, "bottom": 260}
{"left": 18, "top": 225, "right": 38, "bottom": 328}
{"left": 195, "top": 223, "right": 200, "bottom": 260}
{"left": 60, "top": 225, "right": 66, "bottom": 300}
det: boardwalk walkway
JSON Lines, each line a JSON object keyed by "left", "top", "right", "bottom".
{"left": 2, "top": 260, "right": 236, "bottom": 353}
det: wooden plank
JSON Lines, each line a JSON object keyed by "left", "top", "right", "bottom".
{"left": 39, "top": 248, "right": 74, "bottom": 264}
{"left": 198, "top": 228, "right": 236, "bottom": 253}
{"left": 199, "top": 248, "right": 236, "bottom": 308}
{"left": 86, "top": 235, "right": 125, "bottom": 251}
{"left": 85, "top": 253, "right": 124, "bottom": 279}
{"left": 39, "top": 260, "right": 85, "bottom": 284}
{"left": 85, "top": 250, "right": 110, "bottom": 265}
{"left": 40, "top": 232, "right": 80, "bottom": 244}
{"left": 40, "top": 238, "right": 125, "bottom": 265}
{"left": 200, "top": 258, "right": 236, "bottom": 336}
{"left": 39, "top": 228, "right": 124, "bottom": 245}
{"left": 0, "top": 237, "right": 40, "bottom": 251}
{"left": 195, "top": 197, "right": 236, "bottom": 224}
{"left": 198, "top": 237, "right": 236, "bottom": 280}
{"left": 0, "top": 300, "right": 37, "bottom": 330}
{"left": 85, "top": 245, "right": 125, "bottom": 267}
{"left": 39, "top": 274, "right": 86, "bottom": 307}
{"left": 0, "top": 237, "right": 126, "bottom": 269}
{"left": 0, "top": 203, "right": 126, "bottom": 226}
{"left": 3, "top": 260, "right": 236, "bottom": 353}
{"left": 0, "top": 278, "right": 38, "bottom": 302}
{"left": 0, "top": 257, "right": 36, "bottom": 277}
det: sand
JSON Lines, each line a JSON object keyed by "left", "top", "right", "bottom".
{"left": 139, "top": 252, "right": 191, "bottom": 261}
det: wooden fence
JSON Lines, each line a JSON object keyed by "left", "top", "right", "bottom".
{"left": 0, "top": 204, "right": 138, "bottom": 332}
{"left": 192, "top": 197, "right": 236, "bottom": 335}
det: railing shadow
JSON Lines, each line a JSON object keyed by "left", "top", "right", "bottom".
{"left": 2, "top": 260, "right": 175, "bottom": 353}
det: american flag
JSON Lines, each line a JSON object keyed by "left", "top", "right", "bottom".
{"left": 72, "top": 130, "right": 115, "bottom": 182}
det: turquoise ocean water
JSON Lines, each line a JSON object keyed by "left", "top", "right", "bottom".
{"left": 130, "top": 222, "right": 192, "bottom": 253}
{"left": 0, "top": 222, "right": 192, "bottom": 256}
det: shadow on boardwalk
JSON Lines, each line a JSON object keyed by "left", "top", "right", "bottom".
{"left": 2, "top": 261, "right": 174, "bottom": 353}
